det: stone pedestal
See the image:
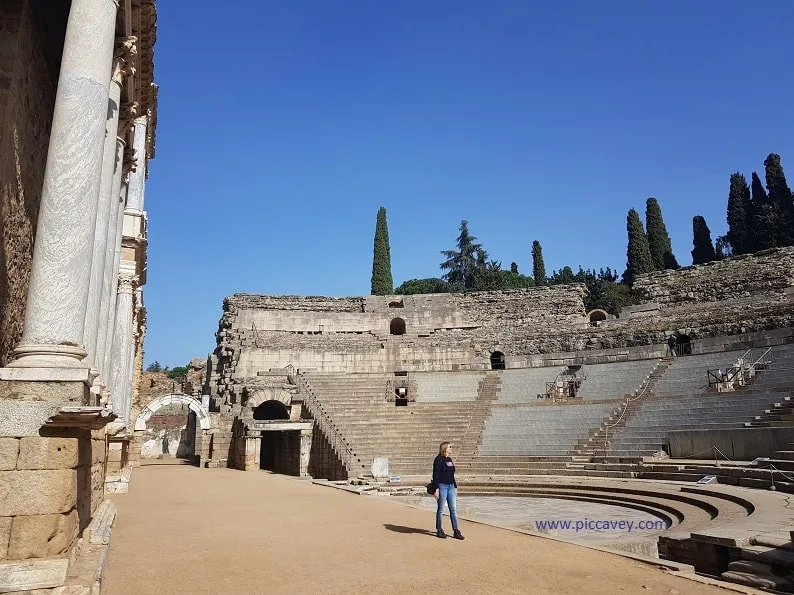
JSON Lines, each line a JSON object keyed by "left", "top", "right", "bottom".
{"left": 299, "top": 429, "right": 312, "bottom": 477}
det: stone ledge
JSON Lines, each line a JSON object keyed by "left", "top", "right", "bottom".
{"left": 86, "top": 501, "right": 116, "bottom": 545}
{"left": 0, "top": 558, "right": 68, "bottom": 593}
{"left": 0, "top": 368, "right": 91, "bottom": 383}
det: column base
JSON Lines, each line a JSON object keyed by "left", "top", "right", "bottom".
{"left": 6, "top": 344, "right": 88, "bottom": 369}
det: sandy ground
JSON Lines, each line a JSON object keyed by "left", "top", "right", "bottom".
{"left": 103, "top": 463, "right": 735, "bottom": 595}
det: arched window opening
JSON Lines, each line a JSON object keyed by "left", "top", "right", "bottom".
{"left": 389, "top": 318, "right": 406, "bottom": 335}
{"left": 253, "top": 400, "right": 290, "bottom": 421}
{"left": 490, "top": 351, "right": 505, "bottom": 370}
{"left": 388, "top": 300, "right": 404, "bottom": 308}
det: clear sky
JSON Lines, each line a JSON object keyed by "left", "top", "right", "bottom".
{"left": 143, "top": 0, "right": 794, "bottom": 368}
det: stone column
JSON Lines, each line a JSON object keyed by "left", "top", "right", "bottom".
{"left": 85, "top": 46, "right": 136, "bottom": 374}
{"left": 299, "top": 429, "right": 312, "bottom": 477}
{"left": 102, "top": 184, "right": 128, "bottom": 376}
{"left": 126, "top": 116, "right": 148, "bottom": 213}
{"left": 9, "top": 0, "right": 118, "bottom": 369}
{"left": 122, "top": 329, "right": 136, "bottom": 425}
{"left": 107, "top": 275, "right": 135, "bottom": 416}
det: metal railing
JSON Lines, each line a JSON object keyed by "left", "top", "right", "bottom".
{"left": 289, "top": 370, "right": 355, "bottom": 472}
{"left": 706, "top": 348, "right": 772, "bottom": 390}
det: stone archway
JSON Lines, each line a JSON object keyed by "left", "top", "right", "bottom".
{"left": 587, "top": 309, "right": 608, "bottom": 326}
{"left": 134, "top": 393, "right": 211, "bottom": 431}
{"left": 390, "top": 317, "right": 406, "bottom": 335}
{"left": 133, "top": 394, "right": 212, "bottom": 466}
{"left": 490, "top": 351, "right": 506, "bottom": 370}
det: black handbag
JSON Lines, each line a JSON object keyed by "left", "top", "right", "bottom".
{"left": 426, "top": 481, "right": 437, "bottom": 494}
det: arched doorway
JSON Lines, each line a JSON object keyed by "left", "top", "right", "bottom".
{"left": 390, "top": 317, "right": 406, "bottom": 335}
{"left": 490, "top": 351, "right": 505, "bottom": 370}
{"left": 253, "top": 400, "right": 289, "bottom": 420}
{"left": 134, "top": 394, "right": 212, "bottom": 465}
{"left": 254, "top": 400, "right": 291, "bottom": 470}
{"left": 587, "top": 309, "right": 608, "bottom": 326}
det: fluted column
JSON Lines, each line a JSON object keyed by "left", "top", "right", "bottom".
{"left": 126, "top": 116, "right": 148, "bottom": 213}
{"left": 85, "top": 56, "right": 129, "bottom": 371}
{"left": 9, "top": 0, "right": 118, "bottom": 369}
{"left": 107, "top": 275, "right": 135, "bottom": 415}
{"left": 103, "top": 183, "right": 128, "bottom": 375}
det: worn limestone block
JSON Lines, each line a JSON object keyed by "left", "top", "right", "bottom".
{"left": 8, "top": 510, "right": 77, "bottom": 558}
{"left": 90, "top": 439, "right": 105, "bottom": 465}
{"left": 0, "top": 517, "right": 10, "bottom": 560}
{"left": 0, "top": 558, "right": 68, "bottom": 592}
{"left": 0, "top": 470, "right": 76, "bottom": 516}
{"left": 0, "top": 440, "right": 19, "bottom": 471}
{"left": 0, "top": 380, "right": 88, "bottom": 405}
{"left": 0, "top": 401, "right": 61, "bottom": 437}
{"left": 17, "top": 437, "right": 79, "bottom": 470}
{"left": 86, "top": 501, "right": 115, "bottom": 546}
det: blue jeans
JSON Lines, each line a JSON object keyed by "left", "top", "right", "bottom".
{"left": 436, "top": 483, "right": 459, "bottom": 532}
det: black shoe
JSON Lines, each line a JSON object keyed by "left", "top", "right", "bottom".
{"left": 453, "top": 530, "right": 465, "bottom": 540}
{"left": 436, "top": 530, "right": 447, "bottom": 539}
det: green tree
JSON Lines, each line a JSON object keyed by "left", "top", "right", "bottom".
{"left": 623, "top": 209, "right": 653, "bottom": 286}
{"left": 715, "top": 235, "right": 732, "bottom": 260}
{"left": 726, "top": 173, "right": 754, "bottom": 254}
{"left": 691, "top": 215, "right": 716, "bottom": 265}
{"left": 764, "top": 153, "right": 793, "bottom": 246}
{"left": 394, "top": 278, "right": 450, "bottom": 295}
{"left": 531, "top": 240, "right": 547, "bottom": 286}
{"left": 146, "top": 361, "right": 162, "bottom": 373}
{"left": 751, "top": 171, "right": 778, "bottom": 250}
{"left": 166, "top": 366, "right": 188, "bottom": 380}
{"left": 370, "top": 206, "right": 394, "bottom": 295}
{"left": 440, "top": 220, "right": 484, "bottom": 289}
{"left": 645, "top": 198, "right": 678, "bottom": 270}
{"left": 510, "top": 262, "right": 518, "bottom": 274}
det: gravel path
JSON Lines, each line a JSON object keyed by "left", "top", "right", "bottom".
{"left": 103, "top": 463, "right": 734, "bottom": 595}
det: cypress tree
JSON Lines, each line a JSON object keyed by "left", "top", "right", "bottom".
{"left": 751, "top": 171, "right": 778, "bottom": 250}
{"left": 531, "top": 240, "right": 546, "bottom": 286}
{"left": 691, "top": 215, "right": 716, "bottom": 265}
{"left": 764, "top": 153, "right": 793, "bottom": 245}
{"left": 726, "top": 173, "right": 754, "bottom": 254}
{"left": 645, "top": 198, "right": 678, "bottom": 270}
{"left": 370, "top": 206, "right": 394, "bottom": 295}
{"left": 624, "top": 209, "right": 653, "bottom": 286}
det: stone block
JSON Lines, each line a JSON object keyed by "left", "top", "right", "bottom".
{"left": 0, "top": 401, "right": 61, "bottom": 437}
{"left": 0, "top": 470, "right": 76, "bottom": 516}
{"left": 17, "top": 437, "right": 79, "bottom": 470}
{"left": 90, "top": 439, "right": 105, "bottom": 465}
{"left": 0, "top": 517, "right": 10, "bottom": 560}
{"left": 0, "top": 558, "right": 68, "bottom": 592}
{"left": 0, "top": 440, "right": 19, "bottom": 471}
{"left": 0, "top": 379, "right": 88, "bottom": 404}
{"left": 8, "top": 510, "right": 77, "bottom": 558}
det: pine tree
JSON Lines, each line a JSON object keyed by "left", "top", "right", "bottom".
{"left": 623, "top": 209, "right": 654, "bottom": 286}
{"left": 691, "top": 215, "right": 716, "bottom": 265}
{"left": 764, "top": 153, "right": 794, "bottom": 246}
{"left": 726, "top": 172, "right": 754, "bottom": 254}
{"left": 751, "top": 171, "right": 778, "bottom": 250}
{"left": 440, "top": 220, "right": 484, "bottom": 289}
{"left": 370, "top": 206, "right": 394, "bottom": 295}
{"left": 531, "top": 240, "right": 546, "bottom": 286}
{"left": 645, "top": 198, "right": 678, "bottom": 270}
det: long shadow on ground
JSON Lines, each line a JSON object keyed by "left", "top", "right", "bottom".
{"left": 383, "top": 524, "right": 436, "bottom": 536}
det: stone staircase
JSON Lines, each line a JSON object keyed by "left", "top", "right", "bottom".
{"left": 574, "top": 357, "right": 673, "bottom": 460}
{"left": 746, "top": 395, "right": 794, "bottom": 428}
{"left": 456, "top": 371, "right": 501, "bottom": 461}
{"left": 723, "top": 532, "right": 794, "bottom": 592}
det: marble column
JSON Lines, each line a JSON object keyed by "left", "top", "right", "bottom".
{"left": 122, "top": 333, "right": 136, "bottom": 425}
{"left": 126, "top": 116, "right": 148, "bottom": 213}
{"left": 107, "top": 275, "right": 135, "bottom": 416}
{"left": 9, "top": 0, "right": 118, "bottom": 369}
{"left": 299, "top": 429, "right": 312, "bottom": 477}
{"left": 85, "top": 63, "right": 125, "bottom": 372}
{"left": 102, "top": 183, "right": 128, "bottom": 376}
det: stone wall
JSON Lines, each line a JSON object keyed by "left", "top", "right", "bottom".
{"left": 0, "top": 427, "right": 106, "bottom": 561}
{"left": 0, "top": 0, "right": 67, "bottom": 365}
{"left": 634, "top": 248, "right": 794, "bottom": 306}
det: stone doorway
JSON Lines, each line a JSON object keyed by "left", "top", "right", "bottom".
{"left": 490, "top": 351, "right": 506, "bottom": 370}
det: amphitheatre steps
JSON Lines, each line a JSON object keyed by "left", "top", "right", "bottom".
{"left": 574, "top": 357, "right": 673, "bottom": 457}
{"left": 457, "top": 371, "right": 501, "bottom": 460}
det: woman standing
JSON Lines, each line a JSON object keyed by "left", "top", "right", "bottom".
{"left": 432, "top": 442, "right": 464, "bottom": 540}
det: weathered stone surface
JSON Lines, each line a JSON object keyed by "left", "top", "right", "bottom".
{"left": 0, "top": 439, "right": 19, "bottom": 471}
{"left": 0, "top": 401, "right": 61, "bottom": 437}
{"left": 8, "top": 509, "right": 77, "bottom": 558}
{"left": 0, "top": 558, "right": 68, "bottom": 592}
{"left": 87, "top": 500, "right": 115, "bottom": 545}
{"left": 17, "top": 437, "right": 79, "bottom": 470}
{"left": 0, "top": 470, "right": 76, "bottom": 516}
{"left": 0, "top": 517, "right": 10, "bottom": 560}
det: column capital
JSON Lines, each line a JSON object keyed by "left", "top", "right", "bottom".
{"left": 118, "top": 274, "right": 138, "bottom": 295}
{"left": 119, "top": 101, "right": 140, "bottom": 141}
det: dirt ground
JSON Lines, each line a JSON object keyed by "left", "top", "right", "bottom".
{"left": 103, "top": 463, "right": 737, "bottom": 595}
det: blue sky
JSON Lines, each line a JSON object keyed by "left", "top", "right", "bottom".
{"left": 143, "top": 0, "right": 794, "bottom": 367}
